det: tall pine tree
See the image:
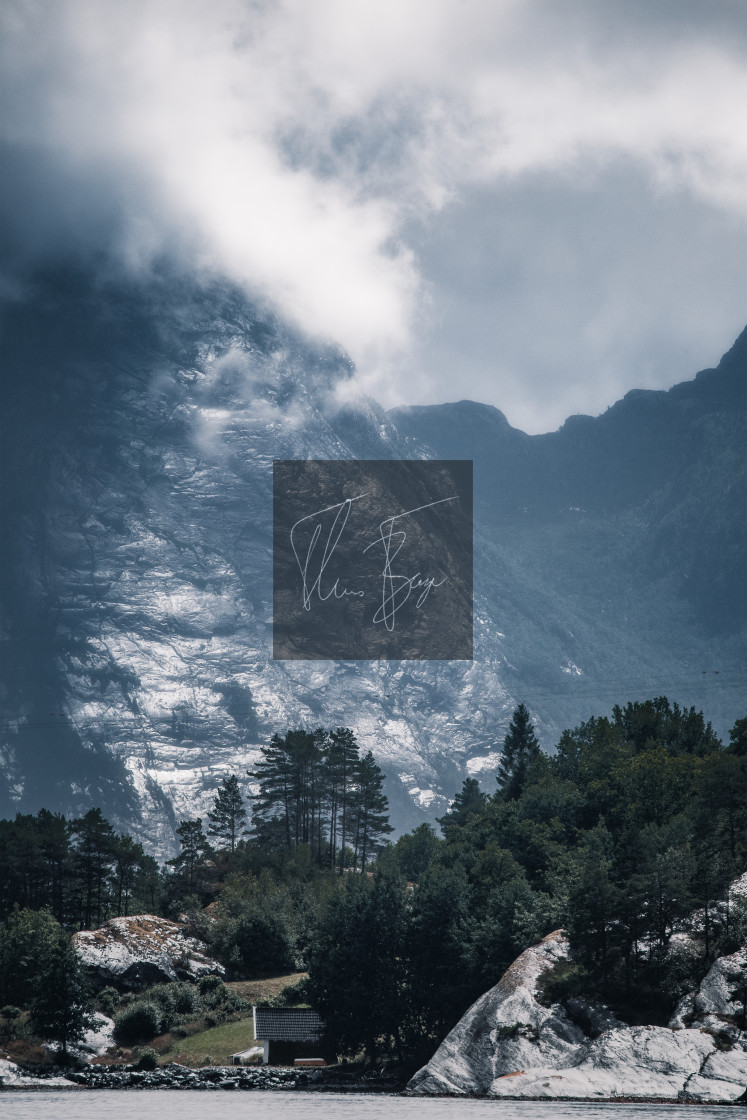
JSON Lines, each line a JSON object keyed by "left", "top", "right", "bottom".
{"left": 326, "top": 727, "right": 361, "bottom": 872}
{"left": 167, "top": 819, "right": 211, "bottom": 894}
{"left": 496, "top": 703, "right": 541, "bottom": 801}
{"left": 353, "top": 751, "right": 393, "bottom": 868}
{"left": 207, "top": 774, "right": 248, "bottom": 854}
{"left": 437, "top": 777, "right": 487, "bottom": 833}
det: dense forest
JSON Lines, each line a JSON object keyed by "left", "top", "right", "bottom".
{"left": 1, "top": 700, "right": 746, "bottom": 1066}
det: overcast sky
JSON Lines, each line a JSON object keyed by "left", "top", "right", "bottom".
{"left": 2, "top": 0, "right": 747, "bottom": 432}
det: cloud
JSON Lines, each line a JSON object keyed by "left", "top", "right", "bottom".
{"left": 2, "top": 0, "right": 746, "bottom": 425}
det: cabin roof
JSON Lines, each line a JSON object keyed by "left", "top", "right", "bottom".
{"left": 253, "top": 1006, "right": 324, "bottom": 1042}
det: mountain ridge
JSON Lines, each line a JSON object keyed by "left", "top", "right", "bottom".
{"left": 0, "top": 267, "right": 744, "bottom": 854}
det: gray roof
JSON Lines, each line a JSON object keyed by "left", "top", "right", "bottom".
{"left": 253, "top": 1006, "right": 324, "bottom": 1042}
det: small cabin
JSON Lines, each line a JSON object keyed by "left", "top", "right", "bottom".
{"left": 252, "top": 1005, "right": 326, "bottom": 1066}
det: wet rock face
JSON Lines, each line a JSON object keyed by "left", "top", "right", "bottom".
{"left": 408, "top": 929, "right": 747, "bottom": 1102}
{"left": 73, "top": 914, "right": 224, "bottom": 990}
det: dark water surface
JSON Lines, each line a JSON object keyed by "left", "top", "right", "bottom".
{"left": 0, "top": 1095, "right": 739, "bottom": 1119}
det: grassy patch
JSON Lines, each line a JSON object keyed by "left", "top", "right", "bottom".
{"left": 154, "top": 974, "right": 308, "bottom": 1066}
{"left": 226, "top": 972, "right": 307, "bottom": 1005}
{"left": 156, "top": 1015, "right": 256, "bottom": 1067}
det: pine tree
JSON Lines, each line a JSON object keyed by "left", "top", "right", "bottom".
{"left": 249, "top": 730, "right": 328, "bottom": 856}
{"left": 29, "top": 925, "right": 96, "bottom": 1055}
{"left": 167, "top": 819, "right": 211, "bottom": 893}
{"left": 70, "top": 808, "right": 117, "bottom": 928}
{"left": 112, "top": 834, "right": 145, "bottom": 916}
{"left": 206, "top": 774, "right": 248, "bottom": 854}
{"left": 437, "top": 777, "right": 487, "bottom": 833}
{"left": 326, "top": 727, "right": 361, "bottom": 872}
{"left": 496, "top": 703, "right": 541, "bottom": 801}
{"left": 353, "top": 751, "right": 393, "bottom": 869}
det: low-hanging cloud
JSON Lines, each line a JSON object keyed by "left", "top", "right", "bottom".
{"left": 2, "top": 0, "right": 747, "bottom": 425}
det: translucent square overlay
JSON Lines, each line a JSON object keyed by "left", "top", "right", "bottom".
{"left": 273, "top": 460, "right": 473, "bottom": 660}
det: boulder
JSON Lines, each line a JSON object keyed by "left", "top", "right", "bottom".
{"left": 670, "top": 947, "right": 747, "bottom": 1038}
{"left": 73, "top": 914, "right": 224, "bottom": 990}
{"left": 77, "top": 1014, "right": 116, "bottom": 1059}
{"left": 408, "top": 928, "right": 747, "bottom": 1101}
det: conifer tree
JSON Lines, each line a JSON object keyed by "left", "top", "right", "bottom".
{"left": 249, "top": 729, "right": 327, "bottom": 855}
{"left": 326, "top": 727, "right": 361, "bottom": 872}
{"left": 167, "top": 819, "right": 211, "bottom": 893}
{"left": 496, "top": 703, "right": 541, "bottom": 801}
{"left": 70, "top": 808, "right": 117, "bottom": 928}
{"left": 437, "top": 777, "right": 487, "bottom": 833}
{"left": 353, "top": 750, "right": 393, "bottom": 868}
{"left": 206, "top": 774, "right": 248, "bottom": 854}
{"left": 29, "top": 925, "right": 95, "bottom": 1055}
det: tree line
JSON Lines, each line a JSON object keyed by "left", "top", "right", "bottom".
{"left": 303, "top": 699, "right": 747, "bottom": 1065}
{"left": 1, "top": 701, "right": 745, "bottom": 1067}
{"left": 0, "top": 726, "right": 391, "bottom": 924}
{"left": 0, "top": 808, "right": 160, "bottom": 927}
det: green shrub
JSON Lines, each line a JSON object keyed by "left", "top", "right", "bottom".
{"left": 134, "top": 1047, "right": 159, "bottom": 1070}
{"left": 149, "top": 986, "right": 177, "bottom": 1031}
{"left": 211, "top": 906, "right": 295, "bottom": 976}
{"left": 197, "top": 974, "right": 225, "bottom": 1000}
{"left": 170, "top": 982, "right": 197, "bottom": 1015}
{"left": 113, "top": 1001, "right": 161, "bottom": 1045}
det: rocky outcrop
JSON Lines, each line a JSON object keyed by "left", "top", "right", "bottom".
{"left": 408, "top": 931, "right": 594, "bottom": 1095}
{"left": 73, "top": 915, "right": 224, "bottom": 990}
{"left": 408, "top": 929, "right": 747, "bottom": 1101}
{"left": 0, "top": 1059, "right": 79, "bottom": 1089}
{"left": 488, "top": 1027, "right": 747, "bottom": 1101}
{"left": 670, "top": 946, "right": 747, "bottom": 1039}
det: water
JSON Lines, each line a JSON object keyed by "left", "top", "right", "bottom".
{"left": 0, "top": 1096, "right": 737, "bottom": 1120}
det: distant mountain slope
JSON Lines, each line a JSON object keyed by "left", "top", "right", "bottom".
{"left": 0, "top": 267, "right": 744, "bottom": 853}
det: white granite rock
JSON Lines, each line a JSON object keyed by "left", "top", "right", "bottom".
{"left": 76, "top": 1014, "right": 116, "bottom": 1057}
{"left": 408, "top": 927, "right": 747, "bottom": 1102}
{"left": 73, "top": 914, "right": 224, "bottom": 990}
{"left": 408, "top": 930, "right": 591, "bottom": 1095}
{"left": 0, "top": 1058, "right": 77, "bottom": 1088}
{"left": 670, "top": 946, "right": 747, "bottom": 1037}
{"left": 487, "top": 1027, "right": 747, "bottom": 1101}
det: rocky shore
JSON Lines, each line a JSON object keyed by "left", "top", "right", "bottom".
{"left": 1, "top": 1059, "right": 403, "bottom": 1093}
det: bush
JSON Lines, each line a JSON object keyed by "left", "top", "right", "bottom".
{"left": 197, "top": 975, "right": 227, "bottom": 1008}
{"left": 0, "top": 1005, "right": 25, "bottom": 1043}
{"left": 211, "top": 905, "right": 295, "bottom": 976}
{"left": 113, "top": 1001, "right": 161, "bottom": 1045}
{"left": 134, "top": 1047, "right": 159, "bottom": 1070}
{"left": 149, "top": 986, "right": 177, "bottom": 1032}
{"left": 170, "top": 982, "right": 197, "bottom": 1016}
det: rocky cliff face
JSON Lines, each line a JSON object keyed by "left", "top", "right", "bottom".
{"left": 407, "top": 930, "right": 747, "bottom": 1101}
{"left": 1, "top": 266, "right": 744, "bottom": 853}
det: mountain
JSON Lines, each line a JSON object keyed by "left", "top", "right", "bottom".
{"left": 0, "top": 266, "right": 744, "bottom": 854}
